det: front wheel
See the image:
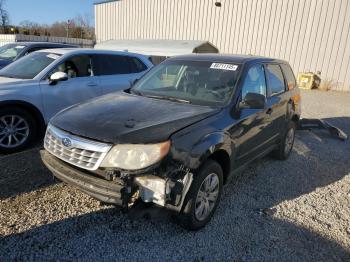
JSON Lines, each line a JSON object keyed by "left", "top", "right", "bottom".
{"left": 175, "top": 160, "right": 223, "bottom": 230}
{"left": 0, "top": 108, "right": 37, "bottom": 153}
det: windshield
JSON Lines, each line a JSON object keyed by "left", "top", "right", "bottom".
{"left": 131, "top": 60, "right": 241, "bottom": 106}
{"left": 0, "top": 52, "right": 61, "bottom": 79}
{"left": 0, "top": 44, "right": 26, "bottom": 60}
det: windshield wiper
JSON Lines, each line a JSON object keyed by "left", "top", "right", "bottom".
{"left": 144, "top": 94, "right": 191, "bottom": 104}
{"left": 166, "top": 97, "right": 192, "bottom": 104}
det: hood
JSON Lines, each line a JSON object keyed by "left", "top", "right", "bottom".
{"left": 0, "top": 59, "right": 11, "bottom": 69}
{"left": 0, "top": 77, "right": 33, "bottom": 89}
{"left": 51, "top": 92, "right": 221, "bottom": 144}
{"left": 0, "top": 76, "right": 25, "bottom": 83}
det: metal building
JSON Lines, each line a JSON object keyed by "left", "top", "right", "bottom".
{"left": 95, "top": 0, "right": 350, "bottom": 91}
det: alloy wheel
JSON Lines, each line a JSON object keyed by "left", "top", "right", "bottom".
{"left": 0, "top": 115, "right": 30, "bottom": 148}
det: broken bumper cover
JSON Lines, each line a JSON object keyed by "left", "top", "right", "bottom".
{"left": 298, "top": 118, "right": 348, "bottom": 141}
{"left": 40, "top": 150, "right": 127, "bottom": 206}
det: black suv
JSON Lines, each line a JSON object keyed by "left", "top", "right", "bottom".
{"left": 41, "top": 54, "right": 301, "bottom": 230}
{"left": 0, "top": 42, "right": 78, "bottom": 69}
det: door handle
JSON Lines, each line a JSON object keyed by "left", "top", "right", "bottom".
{"left": 87, "top": 82, "right": 97, "bottom": 87}
{"left": 266, "top": 108, "right": 273, "bottom": 115}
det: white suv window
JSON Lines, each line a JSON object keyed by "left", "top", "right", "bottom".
{"left": 93, "top": 55, "right": 147, "bottom": 76}
{"left": 51, "top": 55, "right": 92, "bottom": 79}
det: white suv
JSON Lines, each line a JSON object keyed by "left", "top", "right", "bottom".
{"left": 0, "top": 48, "right": 153, "bottom": 152}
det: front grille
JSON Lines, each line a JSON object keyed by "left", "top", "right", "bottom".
{"left": 44, "top": 125, "right": 112, "bottom": 171}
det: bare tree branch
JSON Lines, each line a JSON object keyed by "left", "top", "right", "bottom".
{"left": 0, "top": 0, "right": 9, "bottom": 33}
{"left": 18, "top": 15, "right": 95, "bottom": 39}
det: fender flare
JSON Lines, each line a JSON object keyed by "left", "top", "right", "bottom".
{"left": 189, "top": 131, "right": 234, "bottom": 176}
{"left": 0, "top": 100, "right": 46, "bottom": 130}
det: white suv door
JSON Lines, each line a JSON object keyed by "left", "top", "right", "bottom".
{"left": 40, "top": 54, "right": 102, "bottom": 121}
{"left": 92, "top": 54, "right": 148, "bottom": 95}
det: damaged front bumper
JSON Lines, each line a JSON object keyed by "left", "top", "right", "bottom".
{"left": 41, "top": 150, "right": 193, "bottom": 211}
{"left": 134, "top": 171, "right": 193, "bottom": 211}
{"left": 41, "top": 150, "right": 128, "bottom": 206}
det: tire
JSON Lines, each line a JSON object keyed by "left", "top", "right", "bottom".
{"left": 272, "top": 121, "right": 296, "bottom": 160}
{"left": 175, "top": 160, "right": 223, "bottom": 230}
{"left": 0, "top": 107, "right": 37, "bottom": 153}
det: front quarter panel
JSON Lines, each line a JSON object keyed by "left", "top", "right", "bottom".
{"left": 169, "top": 109, "right": 234, "bottom": 171}
{"left": 0, "top": 81, "right": 44, "bottom": 114}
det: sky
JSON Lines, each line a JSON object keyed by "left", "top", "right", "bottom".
{"left": 5, "top": 0, "right": 96, "bottom": 26}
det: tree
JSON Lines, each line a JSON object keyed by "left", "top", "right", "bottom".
{"left": 74, "top": 14, "right": 94, "bottom": 39}
{"left": 17, "top": 14, "right": 95, "bottom": 40}
{"left": 0, "top": 0, "right": 9, "bottom": 33}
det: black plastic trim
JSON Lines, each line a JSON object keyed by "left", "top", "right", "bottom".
{"left": 41, "top": 150, "right": 126, "bottom": 205}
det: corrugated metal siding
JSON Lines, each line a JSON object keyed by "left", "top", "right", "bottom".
{"left": 0, "top": 34, "right": 95, "bottom": 47}
{"left": 0, "top": 35, "right": 16, "bottom": 47}
{"left": 95, "top": 0, "right": 350, "bottom": 91}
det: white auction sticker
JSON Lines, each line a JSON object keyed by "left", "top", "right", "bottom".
{"left": 210, "top": 63, "right": 238, "bottom": 71}
{"left": 15, "top": 45, "right": 25, "bottom": 49}
{"left": 46, "top": 54, "right": 60, "bottom": 60}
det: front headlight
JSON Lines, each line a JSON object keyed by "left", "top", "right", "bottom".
{"left": 100, "top": 141, "right": 171, "bottom": 170}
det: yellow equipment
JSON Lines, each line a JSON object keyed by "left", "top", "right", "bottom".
{"left": 297, "top": 72, "right": 321, "bottom": 89}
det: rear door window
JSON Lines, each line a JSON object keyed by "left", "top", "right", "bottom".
{"left": 93, "top": 54, "right": 133, "bottom": 75}
{"left": 266, "top": 64, "right": 286, "bottom": 95}
{"left": 280, "top": 64, "right": 296, "bottom": 90}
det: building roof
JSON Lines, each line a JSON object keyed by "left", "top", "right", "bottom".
{"left": 93, "top": 0, "right": 118, "bottom": 5}
{"left": 168, "top": 54, "right": 287, "bottom": 64}
{"left": 94, "top": 39, "right": 219, "bottom": 56}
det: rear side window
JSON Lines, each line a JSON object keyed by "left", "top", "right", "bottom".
{"left": 266, "top": 64, "right": 286, "bottom": 95}
{"left": 93, "top": 55, "right": 147, "bottom": 76}
{"left": 130, "top": 57, "right": 147, "bottom": 73}
{"left": 93, "top": 55, "right": 129, "bottom": 75}
{"left": 280, "top": 64, "right": 296, "bottom": 90}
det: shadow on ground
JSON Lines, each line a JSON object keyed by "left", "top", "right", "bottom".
{"left": 0, "top": 205, "right": 348, "bottom": 261}
{"left": 0, "top": 146, "right": 57, "bottom": 200}
{"left": 0, "top": 117, "right": 349, "bottom": 261}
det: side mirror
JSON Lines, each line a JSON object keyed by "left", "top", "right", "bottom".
{"left": 240, "top": 92, "right": 266, "bottom": 109}
{"left": 49, "top": 72, "right": 68, "bottom": 85}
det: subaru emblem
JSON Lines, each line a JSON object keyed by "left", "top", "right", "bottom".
{"left": 62, "top": 138, "right": 72, "bottom": 148}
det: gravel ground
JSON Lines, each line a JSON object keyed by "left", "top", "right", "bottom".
{"left": 0, "top": 90, "right": 349, "bottom": 261}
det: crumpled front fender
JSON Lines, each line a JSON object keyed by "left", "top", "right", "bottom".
{"left": 170, "top": 131, "right": 233, "bottom": 171}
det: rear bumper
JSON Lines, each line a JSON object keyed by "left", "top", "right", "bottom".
{"left": 40, "top": 150, "right": 127, "bottom": 205}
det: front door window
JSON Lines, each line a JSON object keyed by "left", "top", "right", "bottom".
{"left": 50, "top": 55, "right": 92, "bottom": 79}
{"left": 241, "top": 65, "right": 267, "bottom": 99}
